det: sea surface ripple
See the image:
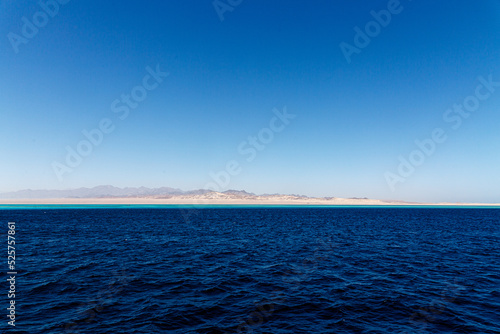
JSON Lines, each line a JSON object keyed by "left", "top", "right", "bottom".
{"left": 2, "top": 207, "right": 499, "bottom": 333}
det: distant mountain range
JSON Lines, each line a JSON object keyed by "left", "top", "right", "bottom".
{"left": 1, "top": 186, "right": 495, "bottom": 206}
{"left": 0, "top": 185, "right": 260, "bottom": 199}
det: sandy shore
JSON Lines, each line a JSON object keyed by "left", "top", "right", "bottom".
{"left": 0, "top": 197, "right": 499, "bottom": 206}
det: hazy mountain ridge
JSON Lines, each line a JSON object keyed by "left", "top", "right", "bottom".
{"left": 0, "top": 185, "right": 324, "bottom": 200}
{"left": 0, "top": 186, "right": 288, "bottom": 200}
{"left": 0, "top": 186, "right": 427, "bottom": 205}
{"left": 0, "top": 185, "right": 185, "bottom": 199}
{"left": 1, "top": 186, "right": 498, "bottom": 206}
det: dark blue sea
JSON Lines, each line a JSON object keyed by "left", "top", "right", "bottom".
{"left": 2, "top": 207, "right": 500, "bottom": 333}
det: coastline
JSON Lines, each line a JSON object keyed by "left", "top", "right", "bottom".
{"left": 0, "top": 197, "right": 499, "bottom": 207}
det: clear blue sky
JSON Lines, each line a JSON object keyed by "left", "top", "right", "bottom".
{"left": 1, "top": 0, "right": 500, "bottom": 202}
